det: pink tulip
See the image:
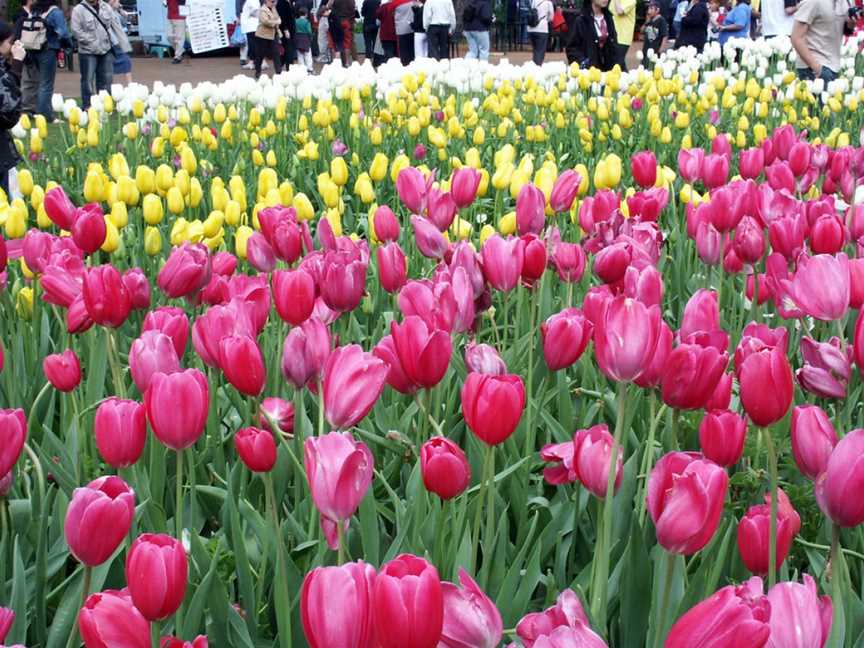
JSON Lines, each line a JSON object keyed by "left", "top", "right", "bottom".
{"left": 305, "top": 431, "right": 374, "bottom": 547}
{"left": 0, "top": 608, "right": 13, "bottom": 645}
{"left": 397, "top": 167, "right": 428, "bottom": 213}
{"left": 43, "top": 185, "right": 77, "bottom": 230}
{"left": 527, "top": 626, "right": 608, "bottom": 648}
{"left": 464, "top": 342, "right": 507, "bottom": 375}
{"left": 123, "top": 267, "right": 151, "bottom": 310}
{"left": 125, "top": 533, "right": 188, "bottom": 621}
{"left": 83, "top": 264, "right": 132, "bottom": 328}
{"left": 633, "top": 321, "right": 673, "bottom": 389}
{"left": 426, "top": 189, "right": 458, "bottom": 231}
{"left": 142, "top": 306, "right": 189, "bottom": 359}
{"left": 788, "top": 141, "right": 813, "bottom": 177}
{"left": 390, "top": 316, "right": 452, "bottom": 389}
{"left": 161, "top": 636, "right": 208, "bottom": 648}
{"left": 699, "top": 410, "right": 747, "bottom": 467}
{"left": 0, "top": 409, "right": 26, "bottom": 479}
{"left": 797, "top": 336, "right": 851, "bottom": 400}
{"left": 258, "top": 397, "right": 294, "bottom": 435}
{"left": 660, "top": 344, "right": 728, "bottom": 411}
{"left": 372, "top": 205, "right": 400, "bottom": 242}
{"left": 481, "top": 235, "right": 525, "bottom": 292}
{"left": 551, "top": 242, "right": 586, "bottom": 283}
{"left": 816, "top": 428, "right": 864, "bottom": 527}
{"left": 129, "top": 331, "right": 181, "bottom": 394}
{"left": 218, "top": 334, "right": 266, "bottom": 397}
{"left": 373, "top": 554, "right": 443, "bottom": 648}
{"left": 301, "top": 561, "right": 377, "bottom": 648}
{"left": 71, "top": 204, "right": 107, "bottom": 254}
{"left": 791, "top": 405, "right": 837, "bottom": 481}
{"left": 421, "top": 437, "right": 471, "bottom": 500}
{"left": 732, "top": 217, "right": 765, "bottom": 264}
{"left": 64, "top": 475, "right": 135, "bottom": 566}
{"left": 678, "top": 289, "right": 727, "bottom": 349}
{"left": 323, "top": 345, "right": 388, "bottom": 429}
{"left": 79, "top": 589, "right": 150, "bottom": 648}
{"left": 157, "top": 242, "right": 211, "bottom": 299}
{"left": 768, "top": 215, "right": 806, "bottom": 262}
{"left": 695, "top": 221, "right": 723, "bottom": 266}
{"left": 144, "top": 369, "right": 209, "bottom": 451}
{"left": 94, "top": 398, "right": 147, "bottom": 468}
{"left": 412, "top": 215, "right": 450, "bottom": 260}
{"left": 462, "top": 373, "right": 525, "bottom": 446}
{"left": 810, "top": 214, "right": 845, "bottom": 255}
{"left": 702, "top": 154, "right": 729, "bottom": 189}
{"left": 439, "top": 569, "right": 502, "bottom": 648}
{"left": 593, "top": 296, "right": 663, "bottom": 383}
{"left": 373, "top": 334, "right": 419, "bottom": 395}
{"left": 541, "top": 308, "right": 592, "bottom": 372}
{"left": 234, "top": 426, "right": 277, "bottom": 472}
{"left": 849, "top": 258, "right": 864, "bottom": 308}
{"left": 739, "top": 148, "right": 765, "bottom": 179}
{"left": 766, "top": 161, "right": 796, "bottom": 193}
{"left": 678, "top": 148, "right": 705, "bottom": 183}
{"left": 451, "top": 167, "right": 481, "bottom": 208}
{"left": 593, "top": 241, "right": 633, "bottom": 285}
{"left": 738, "top": 345, "right": 794, "bottom": 428}
{"left": 573, "top": 424, "right": 623, "bottom": 498}
{"left": 665, "top": 577, "right": 771, "bottom": 648}
{"left": 191, "top": 300, "right": 256, "bottom": 367}
{"left": 737, "top": 489, "right": 800, "bottom": 576}
{"left": 376, "top": 242, "right": 408, "bottom": 293}
{"left": 516, "top": 183, "right": 546, "bottom": 235}
{"left": 258, "top": 206, "right": 305, "bottom": 263}
{"left": 631, "top": 151, "right": 657, "bottom": 188}
{"left": 647, "top": 452, "right": 728, "bottom": 554}
{"left": 549, "top": 170, "right": 582, "bottom": 212}
{"left": 540, "top": 440, "right": 577, "bottom": 485}
{"left": 282, "top": 318, "right": 331, "bottom": 390}
{"left": 320, "top": 251, "right": 367, "bottom": 313}
{"left": 514, "top": 589, "right": 593, "bottom": 648}
{"left": 67, "top": 294, "right": 94, "bottom": 334}
{"left": 43, "top": 348, "right": 82, "bottom": 392}
{"left": 521, "top": 234, "right": 547, "bottom": 285}
{"left": 623, "top": 264, "right": 663, "bottom": 307}
{"left": 246, "top": 232, "right": 277, "bottom": 273}
{"left": 766, "top": 575, "right": 832, "bottom": 648}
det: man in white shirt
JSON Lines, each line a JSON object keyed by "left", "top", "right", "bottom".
{"left": 761, "top": 0, "right": 796, "bottom": 37}
{"left": 423, "top": 0, "right": 455, "bottom": 58}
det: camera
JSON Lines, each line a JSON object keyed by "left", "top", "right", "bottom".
{"left": 849, "top": 5, "right": 863, "bottom": 18}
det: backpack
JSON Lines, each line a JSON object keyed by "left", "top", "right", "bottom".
{"left": 526, "top": 0, "right": 539, "bottom": 27}
{"left": 20, "top": 7, "right": 56, "bottom": 51}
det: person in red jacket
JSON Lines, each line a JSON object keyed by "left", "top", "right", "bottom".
{"left": 374, "top": 0, "right": 403, "bottom": 65}
{"left": 165, "top": 0, "right": 187, "bottom": 64}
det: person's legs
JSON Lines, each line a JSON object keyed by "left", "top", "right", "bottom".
{"left": 36, "top": 48, "right": 58, "bottom": 120}
{"left": 300, "top": 48, "right": 313, "bottom": 70}
{"left": 20, "top": 60, "right": 38, "bottom": 115}
{"left": 464, "top": 31, "right": 477, "bottom": 58}
{"left": 477, "top": 29, "right": 489, "bottom": 60}
{"left": 414, "top": 32, "right": 427, "bottom": 57}
{"left": 616, "top": 42, "right": 628, "bottom": 70}
{"left": 96, "top": 51, "right": 114, "bottom": 94}
{"left": 253, "top": 36, "right": 265, "bottom": 76}
{"left": 271, "top": 40, "right": 283, "bottom": 73}
{"left": 529, "top": 32, "right": 547, "bottom": 64}
{"left": 431, "top": 25, "right": 447, "bottom": 59}
{"left": 398, "top": 33, "right": 414, "bottom": 64}
{"left": 364, "top": 26, "right": 377, "bottom": 60}
{"left": 169, "top": 19, "right": 186, "bottom": 60}
{"left": 344, "top": 19, "right": 356, "bottom": 62}
{"left": 78, "top": 53, "right": 96, "bottom": 108}
{"left": 797, "top": 67, "right": 815, "bottom": 81}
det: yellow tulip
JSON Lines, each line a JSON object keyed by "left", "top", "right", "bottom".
{"left": 109, "top": 202, "right": 128, "bottom": 229}
{"left": 225, "top": 200, "right": 242, "bottom": 226}
{"left": 390, "top": 154, "right": 410, "bottom": 183}
{"left": 4, "top": 202, "right": 26, "bottom": 238}
{"left": 189, "top": 178, "right": 203, "bottom": 208}
{"left": 204, "top": 210, "right": 225, "bottom": 238}
{"left": 369, "top": 153, "right": 389, "bottom": 182}
{"left": 144, "top": 226, "right": 162, "bottom": 255}
{"left": 17, "top": 169, "right": 33, "bottom": 196}
{"left": 180, "top": 147, "right": 197, "bottom": 175}
{"left": 235, "top": 224, "right": 254, "bottom": 258}
{"left": 150, "top": 136, "right": 165, "bottom": 157}
{"left": 167, "top": 187, "right": 184, "bottom": 215}
{"left": 266, "top": 150, "right": 277, "bottom": 167}
{"left": 479, "top": 223, "right": 495, "bottom": 245}
{"left": 155, "top": 164, "right": 174, "bottom": 193}
{"left": 142, "top": 194, "right": 164, "bottom": 225}
{"left": 293, "top": 193, "right": 314, "bottom": 221}
{"left": 16, "top": 287, "right": 33, "bottom": 320}
{"left": 36, "top": 202, "right": 50, "bottom": 229}
{"left": 136, "top": 166, "right": 156, "bottom": 194}
{"left": 170, "top": 217, "right": 190, "bottom": 245}
{"left": 101, "top": 218, "right": 120, "bottom": 253}
{"left": 83, "top": 170, "right": 103, "bottom": 203}
{"left": 331, "top": 156, "right": 349, "bottom": 186}
{"left": 264, "top": 188, "right": 281, "bottom": 208}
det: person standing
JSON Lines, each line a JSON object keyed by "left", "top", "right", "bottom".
{"left": 791, "top": 0, "right": 852, "bottom": 82}
{"left": 277, "top": 0, "right": 298, "bottom": 65}
{"left": 374, "top": 0, "right": 402, "bottom": 64}
{"left": 0, "top": 24, "right": 24, "bottom": 198}
{"left": 641, "top": 0, "right": 668, "bottom": 58}
{"left": 254, "top": 0, "right": 283, "bottom": 75}
{"left": 241, "top": 0, "right": 262, "bottom": 69}
{"left": 565, "top": 0, "right": 617, "bottom": 68}
{"left": 395, "top": 0, "right": 414, "bottom": 63}
{"left": 165, "top": 0, "right": 186, "bottom": 63}
{"left": 109, "top": 0, "right": 132, "bottom": 82}
{"left": 674, "top": 0, "right": 709, "bottom": 50}
{"left": 361, "top": 0, "right": 380, "bottom": 60}
{"left": 14, "top": 0, "right": 36, "bottom": 116}
{"left": 412, "top": 0, "right": 427, "bottom": 56}
{"left": 295, "top": 6, "right": 314, "bottom": 68}
{"left": 462, "top": 0, "right": 492, "bottom": 60}
{"left": 761, "top": 0, "right": 796, "bottom": 36}
{"left": 326, "top": 0, "right": 356, "bottom": 66}
{"left": 610, "top": 0, "right": 635, "bottom": 69}
{"left": 526, "top": 0, "right": 553, "bottom": 64}
{"left": 423, "top": 0, "right": 455, "bottom": 59}
{"left": 71, "top": 0, "right": 115, "bottom": 109}
{"left": 20, "top": 0, "right": 68, "bottom": 121}
{"left": 717, "top": 0, "right": 750, "bottom": 45}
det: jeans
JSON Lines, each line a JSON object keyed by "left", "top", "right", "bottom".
{"left": 615, "top": 42, "right": 629, "bottom": 71}
{"left": 426, "top": 24, "right": 449, "bottom": 59}
{"left": 363, "top": 25, "right": 378, "bottom": 59}
{"left": 464, "top": 30, "right": 490, "bottom": 60}
{"left": 797, "top": 66, "right": 838, "bottom": 83}
{"left": 78, "top": 51, "right": 113, "bottom": 109}
{"left": 397, "top": 32, "right": 415, "bottom": 65}
{"left": 36, "top": 48, "right": 59, "bottom": 120}
{"left": 529, "top": 31, "right": 547, "bottom": 65}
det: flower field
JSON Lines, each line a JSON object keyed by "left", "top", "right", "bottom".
{"left": 3, "top": 33, "right": 864, "bottom": 647}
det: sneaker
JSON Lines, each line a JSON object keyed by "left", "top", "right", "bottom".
{"left": 240, "top": 59, "right": 247, "bottom": 66}
{"left": 242, "top": 61, "right": 255, "bottom": 69}
{"left": 262, "top": 61, "right": 270, "bottom": 70}
{"left": 171, "top": 57, "right": 182, "bottom": 64}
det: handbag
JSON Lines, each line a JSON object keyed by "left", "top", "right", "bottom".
{"left": 551, "top": 7, "right": 566, "bottom": 31}
{"left": 82, "top": 2, "right": 127, "bottom": 53}
{"left": 230, "top": 22, "right": 248, "bottom": 44}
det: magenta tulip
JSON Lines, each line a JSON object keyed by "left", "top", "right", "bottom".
{"left": 702, "top": 153, "right": 729, "bottom": 189}
{"left": 373, "top": 334, "right": 419, "bottom": 395}
{"left": 83, "top": 264, "right": 132, "bottom": 328}
{"left": 551, "top": 241, "right": 586, "bottom": 283}
{"left": 699, "top": 410, "right": 747, "bottom": 467}
{"left": 451, "top": 167, "right": 482, "bottom": 208}
{"left": 43, "top": 185, "right": 77, "bottom": 230}
{"left": 79, "top": 589, "right": 150, "bottom": 648}
{"left": 464, "top": 342, "right": 507, "bottom": 375}
{"left": 420, "top": 436, "right": 471, "bottom": 500}
{"left": 43, "top": 348, "right": 82, "bottom": 392}
{"left": 64, "top": 476, "right": 135, "bottom": 566}
{"left": 678, "top": 148, "right": 705, "bottom": 183}
{"left": 372, "top": 205, "right": 400, "bottom": 242}
{"left": 0, "top": 409, "right": 26, "bottom": 479}
{"left": 157, "top": 242, "right": 211, "bottom": 299}
{"left": 660, "top": 344, "right": 728, "bottom": 411}
{"left": 123, "top": 267, "right": 152, "bottom": 311}
{"left": 246, "top": 232, "right": 276, "bottom": 273}
{"left": 461, "top": 372, "right": 525, "bottom": 446}
{"left": 573, "top": 424, "right": 623, "bottom": 498}
{"left": 631, "top": 151, "right": 657, "bottom": 188}
{"left": 320, "top": 251, "right": 367, "bottom": 313}
{"left": 218, "top": 334, "right": 266, "bottom": 396}
{"left": 0, "top": 608, "right": 13, "bottom": 645}
{"left": 390, "top": 316, "right": 452, "bottom": 389}
{"left": 142, "top": 307, "right": 189, "bottom": 359}
{"left": 816, "top": 428, "right": 864, "bottom": 527}
{"left": 738, "top": 345, "right": 793, "bottom": 428}
{"left": 516, "top": 183, "right": 546, "bottom": 235}
{"left": 412, "top": 215, "right": 450, "bottom": 260}
{"left": 94, "top": 398, "right": 147, "bottom": 468}
{"left": 282, "top": 318, "right": 331, "bottom": 390}
{"left": 647, "top": 452, "right": 728, "bottom": 555}
{"left": 521, "top": 233, "right": 547, "bottom": 284}
{"left": 797, "top": 336, "right": 851, "bottom": 400}
{"left": 323, "top": 345, "right": 388, "bottom": 429}
{"left": 234, "top": 426, "right": 277, "bottom": 472}
{"left": 481, "top": 235, "right": 525, "bottom": 292}
{"left": 737, "top": 489, "right": 800, "bottom": 576}
{"left": 129, "top": 331, "right": 181, "bottom": 394}
{"left": 439, "top": 569, "right": 502, "bottom": 648}
{"left": 540, "top": 440, "right": 577, "bottom": 485}
{"left": 144, "top": 369, "right": 209, "bottom": 451}
{"left": 549, "top": 170, "right": 581, "bottom": 212}
{"left": 766, "top": 575, "right": 832, "bottom": 648}
{"left": 784, "top": 253, "right": 850, "bottom": 321}
{"left": 301, "top": 561, "right": 377, "bottom": 648}
{"left": 125, "top": 533, "right": 188, "bottom": 621}
{"left": 376, "top": 242, "right": 408, "bottom": 293}
{"left": 397, "top": 166, "right": 427, "bottom": 213}
{"left": 593, "top": 296, "right": 663, "bottom": 383}
{"left": 514, "top": 589, "right": 594, "bottom": 648}
{"left": 191, "top": 300, "right": 256, "bottom": 368}
{"left": 161, "top": 637, "right": 208, "bottom": 648}
{"left": 259, "top": 397, "right": 295, "bottom": 435}
{"left": 373, "top": 554, "right": 443, "bottom": 648}
{"left": 739, "top": 148, "right": 765, "bottom": 180}
{"left": 790, "top": 405, "right": 837, "bottom": 480}
{"left": 71, "top": 204, "right": 107, "bottom": 254}
{"left": 633, "top": 321, "right": 673, "bottom": 389}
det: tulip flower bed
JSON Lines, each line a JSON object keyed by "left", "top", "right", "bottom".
{"left": 5, "top": 37, "right": 864, "bottom": 648}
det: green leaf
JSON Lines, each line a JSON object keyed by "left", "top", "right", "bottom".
{"left": 619, "top": 521, "right": 651, "bottom": 647}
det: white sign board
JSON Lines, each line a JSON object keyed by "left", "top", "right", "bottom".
{"left": 187, "top": 0, "right": 229, "bottom": 53}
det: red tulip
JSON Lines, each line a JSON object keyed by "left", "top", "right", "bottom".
{"left": 737, "top": 489, "right": 800, "bottom": 576}
{"left": 678, "top": 148, "right": 704, "bottom": 183}
{"left": 809, "top": 214, "right": 845, "bottom": 255}
{"left": 43, "top": 185, "right": 77, "bottom": 230}
{"left": 816, "top": 428, "right": 864, "bottom": 527}
{"left": 0, "top": 607, "right": 13, "bottom": 645}
{"left": 768, "top": 215, "right": 806, "bottom": 262}
{"left": 390, "top": 316, "right": 452, "bottom": 389}
{"left": 259, "top": 397, "right": 294, "bottom": 435}
{"left": 374, "top": 334, "right": 419, "bottom": 394}
{"left": 83, "top": 264, "right": 132, "bottom": 328}
{"left": 412, "top": 215, "right": 449, "bottom": 260}
{"left": 788, "top": 141, "right": 813, "bottom": 176}
{"left": 791, "top": 405, "right": 837, "bottom": 480}
{"left": 439, "top": 569, "right": 502, "bottom": 648}
{"left": 305, "top": 431, "right": 374, "bottom": 547}
{"left": 218, "top": 334, "right": 266, "bottom": 397}
{"left": 376, "top": 242, "right": 408, "bottom": 293}
{"left": 739, "top": 148, "right": 765, "bottom": 179}
{"left": 234, "top": 426, "right": 277, "bottom": 472}
{"left": 464, "top": 342, "right": 507, "bottom": 375}
{"left": 631, "top": 151, "right": 657, "bottom": 188}
{"left": 573, "top": 424, "right": 623, "bottom": 498}
{"left": 702, "top": 154, "right": 729, "bottom": 189}
{"left": 541, "top": 308, "right": 592, "bottom": 372}
{"left": 43, "top": 348, "right": 82, "bottom": 392}
{"left": 514, "top": 589, "right": 596, "bottom": 648}
{"left": 301, "top": 561, "right": 377, "bottom": 648}
{"left": 129, "top": 331, "right": 181, "bottom": 394}
{"left": 766, "top": 161, "right": 796, "bottom": 192}
{"left": 71, "top": 204, "right": 107, "bottom": 255}
{"left": 191, "top": 300, "right": 256, "bottom": 368}
{"left": 323, "top": 345, "right": 388, "bottom": 429}
{"left": 521, "top": 234, "right": 547, "bottom": 284}
{"left": 660, "top": 344, "right": 728, "bottom": 411}
{"left": 451, "top": 167, "right": 481, "bottom": 208}
{"left": 623, "top": 264, "right": 664, "bottom": 307}
{"left": 516, "top": 183, "right": 546, "bottom": 235}
{"left": 142, "top": 307, "right": 189, "bottom": 359}
{"left": 0, "top": 409, "right": 26, "bottom": 479}
{"left": 549, "top": 170, "right": 582, "bottom": 212}
{"left": 665, "top": 578, "right": 770, "bottom": 648}
{"left": 481, "top": 235, "right": 525, "bottom": 292}
{"left": 738, "top": 345, "right": 793, "bottom": 427}
{"left": 593, "top": 242, "right": 633, "bottom": 285}
{"left": 373, "top": 554, "right": 443, "bottom": 648}
{"left": 125, "top": 533, "right": 188, "bottom": 620}
{"left": 593, "top": 296, "right": 663, "bottom": 383}
{"left": 320, "top": 251, "right": 366, "bottom": 313}
{"left": 372, "top": 205, "right": 400, "bottom": 242}
{"left": 94, "top": 398, "right": 147, "bottom": 468}
{"left": 633, "top": 321, "right": 673, "bottom": 389}
{"left": 421, "top": 436, "right": 471, "bottom": 500}
{"left": 699, "top": 410, "right": 747, "bottom": 467}
{"left": 79, "top": 589, "right": 150, "bottom": 648}
{"left": 679, "top": 289, "right": 724, "bottom": 346}
{"left": 144, "top": 369, "right": 209, "bottom": 451}
{"left": 64, "top": 476, "right": 135, "bottom": 566}
{"left": 766, "top": 575, "right": 832, "bottom": 648}
{"left": 461, "top": 372, "right": 525, "bottom": 446}
{"left": 785, "top": 253, "right": 849, "bottom": 322}
{"left": 246, "top": 232, "right": 277, "bottom": 273}
{"left": 157, "top": 242, "right": 211, "bottom": 299}
{"left": 647, "top": 452, "right": 728, "bottom": 554}
{"left": 161, "top": 637, "right": 208, "bottom": 648}
{"left": 397, "top": 167, "right": 427, "bottom": 213}
{"left": 67, "top": 295, "right": 95, "bottom": 334}
{"left": 282, "top": 318, "right": 331, "bottom": 390}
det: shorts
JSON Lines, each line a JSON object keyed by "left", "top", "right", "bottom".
{"left": 113, "top": 49, "right": 132, "bottom": 74}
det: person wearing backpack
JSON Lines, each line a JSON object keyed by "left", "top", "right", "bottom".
{"left": 14, "top": 0, "right": 37, "bottom": 116}
{"left": 526, "top": 0, "right": 553, "bottom": 64}
{"left": 462, "top": 0, "right": 492, "bottom": 60}
{"left": 20, "top": 0, "right": 69, "bottom": 120}
{"left": 71, "top": 0, "right": 116, "bottom": 108}
{"left": 0, "top": 22, "right": 26, "bottom": 198}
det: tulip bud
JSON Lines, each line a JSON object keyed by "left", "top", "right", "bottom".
{"left": 125, "top": 533, "right": 188, "bottom": 620}
{"left": 541, "top": 308, "right": 592, "bottom": 372}
{"left": 94, "top": 398, "right": 147, "bottom": 468}
{"left": 371, "top": 205, "right": 400, "bottom": 243}
{"left": 549, "top": 169, "right": 582, "bottom": 212}
{"left": 816, "top": 428, "right": 864, "bottom": 527}
{"left": 737, "top": 489, "right": 800, "bottom": 576}
{"left": 218, "top": 334, "right": 266, "bottom": 397}
{"left": 142, "top": 306, "right": 189, "bottom": 359}
{"left": 376, "top": 242, "right": 408, "bottom": 294}
{"left": 790, "top": 405, "right": 837, "bottom": 481}
{"left": 516, "top": 183, "right": 546, "bottom": 235}
{"left": 461, "top": 372, "right": 525, "bottom": 446}
{"left": 79, "top": 589, "right": 150, "bottom": 648}
{"left": 144, "top": 368, "right": 209, "bottom": 451}
{"left": 301, "top": 561, "right": 377, "bottom": 648}
{"left": 129, "top": 331, "right": 181, "bottom": 394}
{"left": 0, "top": 409, "right": 26, "bottom": 480}
{"left": 83, "top": 264, "right": 132, "bottom": 328}
{"left": 390, "top": 316, "right": 453, "bottom": 389}
{"left": 43, "top": 185, "right": 76, "bottom": 230}
{"left": 439, "top": 569, "right": 503, "bottom": 648}
{"left": 323, "top": 345, "right": 388, "bottom": 429}
{"left": 71, "top": 204, "right": 107, "bottom": 254}
{"left": 234, "top": 426, "right": 277, "bottom": 472}
{"left": 373, "top": 554, "right": 444, "bottom": 648}
{"left": 65, "top": 476, "right": 136, "bottom": 566}
{"left": 631, "top": 151, "right": 658, "bottom": 189}
{"left": 451, "top": 167, "right": 481, "bottom": 209}
{"left": 43, "top": 349, "right": 82, "bottom": 392}
{"left": 397, "top": 167, "right": 427, "bottom": 213}
{"left": 421, "top": 436, "right": 471, "bottom": 500}
{"left": 738, "top": 345, "right": 793, "bottom": 428}
{"left": 573, "top": 424, "right": 623, "bottom": 499}
{"left": 464, "top": 342, "right": 507, "bottom": 375}
{"left": 551, "top": 241, "right": 586, "bottom": 283}
{"left": 698, "top": 410, "right": 747, "bottom": 467}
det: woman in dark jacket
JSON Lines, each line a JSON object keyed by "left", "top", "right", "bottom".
{"left": 0, "top": 21, "right": 24, "bottom": 197}
{"left": 674, "top": 0, "right": 708, "bottom": 51}
{"left": 565, "top": 0, "right": 617, "bottom": 70}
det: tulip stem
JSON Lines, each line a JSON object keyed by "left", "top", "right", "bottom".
{"left": 830, "top": 524, "right": 844, "bottom": 647}
{"left": 106, "top": 327, "right": 126, "bottom": 399}
{"left": 434, "top": 498, "right": 447, "bottom": 573}
{"left": 638, "top": 397, "right": 666, "bottom": 526}
{"left": 480, "top": 444, "right": 496, "bottom": 587}
{"left": 471, "top": 442, "right": 495, "bottom": 578}
{"left": 523, "top": 286, "right": 538, "bottom": 459}
{"left": 795, "top": 536, "right": 864, "bottom": 561}
{"left": 652, "top": 550, "right": 675, "bottom": 648}
{"left": 175, "top": 449, "right": 185, "bottom": 631}
{"left": 150, "top": 622, "right": 160, "bottom": 648}
{"left": 317, "top": 379, "right": 325, "bottom": 436}
{"left": 762, "top": 427, "right": 779, "bottom": 588}
{"left": 590, "top": 381, "right": 627, "bottom": 632}
{"left": 264, "top": 473, "right": 292, "bottom": 648}
{"left": 65, "top": 565, "right": 92, "bottom": 648}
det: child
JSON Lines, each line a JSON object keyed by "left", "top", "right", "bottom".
{"left": 315, "top": 4, "right": 333, "bottom": 62}
{"left": 642, "top": 0, "right": 668, "bottom": 59}
{"left": 295, "top": 6, "right": 314, "bottom": 70}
